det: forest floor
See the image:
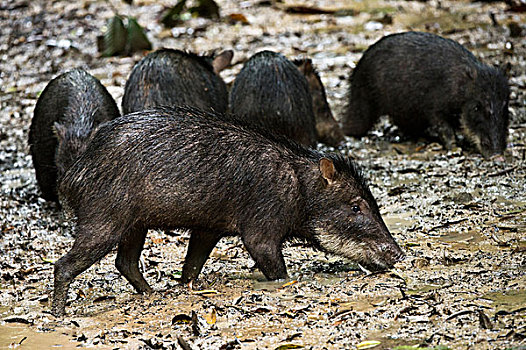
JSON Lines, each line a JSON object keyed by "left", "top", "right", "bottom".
{"left": 1, "top": 0, "right": 525, "bottom": 349}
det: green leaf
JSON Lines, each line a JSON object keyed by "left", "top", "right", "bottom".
{"left": 126, "top": 17, "right": 152, "bottom": 54}
{"left": 274, "top": 345, "right": 303, "bottom": 350}
{"left": 189, "top": 0, "right": 220, "bottom": 18}
{"left": 394, "top": 346, "right": 451, "bottom": 350}
{"left": 41, "top": 257, "right": 56, "bottom": 264}
{"left": 161, "top": 0, "right": 187, "bottom": 27}
{"left": 357, "top": 340, "right": 381, "bottom": 349}
{"left": 102, "top": 15, "right": 127, "bottom": 57}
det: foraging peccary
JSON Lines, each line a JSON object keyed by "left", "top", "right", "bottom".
{"left": 28, "top": 69, "right": 120, "bottom": 202}
{"left": 341, "top": 31, "right": 510, "bottom": 158}
{"left": 230, "top": 50, "right": 318, "bottom": 147}
{"left": 294, "top": 58, "right": 345, "bottom": 147}
{"left": 52, "top": 105, "right": 404, "bottom": 316}
{"left": 122, "top": 49, "right": 232, "bottom": 114}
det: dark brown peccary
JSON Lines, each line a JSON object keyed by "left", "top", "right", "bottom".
{"left": 294, "top": 58, "right": 345, "bottom": 147}
{"left": 52, "top": 106, "right": 405, "bottom": 316}
{"left": 28, "top": 69, "right": 120, "bottom": 202}
{"left": 341, "top": 31, "right": 510, "bottom": 158}
{"left": 229, "top": 50, "right": 318, "bottom": 147}
{"left": 122, "top": 49, "right": 232, "bottom": 114}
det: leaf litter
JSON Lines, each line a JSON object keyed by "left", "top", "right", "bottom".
{"left": 0, "top": 0, "right": 525, "bottom": 349}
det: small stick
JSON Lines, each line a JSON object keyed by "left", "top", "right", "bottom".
{"left": 488, "top": 165, "right": 518, "bottom": 177}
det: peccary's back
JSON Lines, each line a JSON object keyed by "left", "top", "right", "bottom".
{"left": 122, "top": 49, "right": 229, "bottom": 115}
{"left": 230, "top": 51, "right": 317, "bottom": 147}
{"left": 29, "top": 69, "right": 120, "bottom": 202}
{"left": 59, "top": 106, "right": 313, "bottom": 229}
{"left": 352, "top": 32, "right": 480, "bottom": 126}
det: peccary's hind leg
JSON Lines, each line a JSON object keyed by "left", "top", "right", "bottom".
{"left": 181, "top": 229, "right": 222, "bottom": 284}
{"left": 241, "top": 230, "right": 288, "bottom": 280}
{"left": 115, "top": 227, "right": 151, "bottom": 294}
{"left": 52, "top": 222, "right": 120, "bottom": 316}
{"left": 341, "top": 88, "right": 379, "bottom": 137}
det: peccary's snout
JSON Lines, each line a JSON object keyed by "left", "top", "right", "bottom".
{"left": 366, "top": 235, "right": 405, "bottom": 271}
{"left": 382, "top": 242, "right": 406, "bottom": 266}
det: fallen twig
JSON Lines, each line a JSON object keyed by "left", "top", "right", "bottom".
{"left": 488, "top": 165, "right": 518, "bottom": 177}
{"left": 177, "top": 336, "right": 193, "bottom": 350}
{"left": 446, "top": 310, "right": 473, "bottom": 321}
{"left": 428, "top": 218, "right": 468, "bottom": 232}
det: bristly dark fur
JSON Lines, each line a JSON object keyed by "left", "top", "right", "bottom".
{"left": 127, "top": 105, "right": 363, "bottom": 178}
{"left": 150, "top": 49, "right": 216, "bottom": 72}
{"left": 130, "top": 105, "right": 320, "bottom": 161}
{"left": 328, "top": 153, "right": 368, "bottom": 189}
{"left": 122, "top": 48, "right": 229, "bottom": 115}
{"left": 28, "top": 68, "right": 120, "bottom": 202}
{"left": 141, "top": 105, "right": 362, "bottom": 179}
{"left": 229, "top": 50, "right": 318, "bottom": 147}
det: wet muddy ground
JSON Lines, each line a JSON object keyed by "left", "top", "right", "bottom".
{"left": 1, "top": 0, "right": 525, "bottom": 349}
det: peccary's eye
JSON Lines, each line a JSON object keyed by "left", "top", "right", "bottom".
{"left": 473, "top": 104, "right": 480, "bottom": 112}
{"left": 352, "top": 205, "right": 361, "bottom": 213}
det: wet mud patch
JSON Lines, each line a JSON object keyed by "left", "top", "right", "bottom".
{"left": 1, "top": 0, "right": 526, "bottom": 349}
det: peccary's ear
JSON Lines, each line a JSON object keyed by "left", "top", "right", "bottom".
{"left": 294, "top": 58, "right": 313, "bottom": 74}
{"left": 319, "top": 158, "right": 336, "bottom": 184}
{"left": 53, "top": 122, "right": 67, "bottom": 141}
{"left": 212, "top": 50, "right": 233, "bottom": 74}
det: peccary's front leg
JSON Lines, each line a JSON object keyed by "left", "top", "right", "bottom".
{"left": 53, "top": 222, "right": 120, "bottom": 316}
{"left": 241, "top": 231, "right": 288, "bottom": 280}
{"left": 427, "top": 114, "right": 457, "bottom": 150}
{"left": 181, "top": 229, "right": 222, "bottom": 284}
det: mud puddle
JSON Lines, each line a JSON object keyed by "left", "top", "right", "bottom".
{"left": 482, "top": 289, "right": 526, "bottom": 312}
{"left": 1, "top": 0, "right": 525, "bottom": 348}
{"left": 0, "top": 324, "right": 83, "bottom": 349}
{"left": 384, "top": 212, "right": 417, "bottom": 233}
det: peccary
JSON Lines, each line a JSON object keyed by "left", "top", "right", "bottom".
{"left": 341, "top": 31, "right": 510, "bottom": 158}
{"left": 28, "top": 69, "right": 120, "bottom": 202}
{"left": 122, "top": 49, "right": 232, "bottom": 114}
{"left": 294, "top": 58, "right": 345, "bottom": 147}
{"left": 230, "top": 50, "right": 318, "bottom": 147}
{"left": 52, "top": 105, "right": 404, "bottom": 316}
